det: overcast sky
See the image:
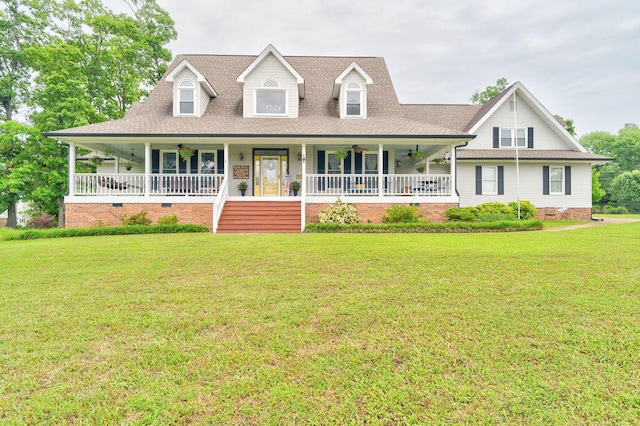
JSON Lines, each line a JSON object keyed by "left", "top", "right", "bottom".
{"left": 108, "top": 0, "right": 640, "bottom": 137}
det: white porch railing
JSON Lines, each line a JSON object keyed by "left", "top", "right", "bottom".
{"left": 305, "top": 174, "right": 452, "bottom": 196}
{"left": 73, "top": 173, "right": 224, "bottom": 196}
{"left": 75, "top": 173, "right": 145, "bottom": 195}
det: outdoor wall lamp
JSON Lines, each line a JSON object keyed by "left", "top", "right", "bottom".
{"left": 239, "top": 152, "right": 244, "bottom": 161}
{"left": 297, "top": 152, "right": 302, "bottom": 161}
{"left": 396, "top": 159, "right": 401, "bottom": 168}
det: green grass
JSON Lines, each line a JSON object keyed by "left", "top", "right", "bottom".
{"left": 1, "top": 223, "right": 640, "bottom": 424}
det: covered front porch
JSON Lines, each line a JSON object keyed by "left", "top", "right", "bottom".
{"left": 63, "top": 138, "right": 468, "bottom": 231}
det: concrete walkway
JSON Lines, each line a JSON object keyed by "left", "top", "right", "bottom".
{"left": 543, "top": 217, "right": 640, "bottom": 232}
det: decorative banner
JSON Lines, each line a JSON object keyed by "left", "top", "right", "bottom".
{"left": 284, "top": 175, "right": 291, "bottom": 196}
{"left": 233, "top": 165, "right": 249, "bottom": 179}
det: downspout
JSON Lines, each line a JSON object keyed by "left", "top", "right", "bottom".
{"left": 301, "top": 143, "right": 307, "bottom": 232}
{"left": 68, "top": 142, "right": 75, "bottom": 197}
{"left": 453, "top": 141, "right": 470, "bottom": 197}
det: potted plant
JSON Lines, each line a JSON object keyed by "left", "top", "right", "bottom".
{"left": 237, "top": 181, "right": 248, "bottom": 196}
{"left": 415, "top": 165, "right": 425, "bottom": 173}
{"left": 432, "top": 157, "right": 445, "bottom": 164}
{"left": 290, "top": 180, "right": 301, "bottom": 196}
{"left": 334, "top": 149, "right": 349, "bottom": 160}
{"left": 177, "top": 144, "right": 194, "bottom": 162}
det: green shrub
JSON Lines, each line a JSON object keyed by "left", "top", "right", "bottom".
{"left": 318, "top": 198, "right": 361, "bottom": 225}
{"left": 476, "top": 202, "right": 513, "bottom": 216}
{"left": 445, "top": 207, "right": 479, "bottom": 222}
{"left": 157, "top": 215, "right": 179, "bottom": 225}
{"left": 478, "top": 213, "right": 515, "bottom": 222}
{"left": 382, "top": 205, "right": 423, "bottom": 223}
{"left": 26, "top": 213, "right": 57, "bottom": 229}
{"left": 121, "top": 210, "right": 152, "bottom": 226}
{"left": 600, "top": 205, "right": 630, "bottom": 214}
{"left": 508, "top": 200, "right": 537, "bottom": 220}
{"left": 5, "top": 224, "right": 209, "bottom": 240}
{"left": 305, "top": 220, "right": 543, "bottom": 233}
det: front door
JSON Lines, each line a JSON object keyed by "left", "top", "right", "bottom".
{"left": 261, "top": 156, "right": 281, "bottom": 196}
{"left": 253, "top": 150, "right": 288, "bottom": 197}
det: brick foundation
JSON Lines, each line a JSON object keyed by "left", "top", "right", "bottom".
{"left": 305, "top": 202, "right": 458, "bottom": 224}
{"left": 66, "top": 203, "right": 214, "bottom": 230}
{"left": 535, "top": 207, "right": 592, "bottom": 221}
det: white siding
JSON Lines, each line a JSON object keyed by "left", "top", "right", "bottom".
{"left": 338, "top": 70, "right": 367, "bottom": 118}
{"left": 242, "top": 54, "right": 299, "bottom": 118}
{"left": 463, "top": 94, "right": 575, "bottom": 151}
{"left": 458, "top": 162, "right": 592, "bottom": 208}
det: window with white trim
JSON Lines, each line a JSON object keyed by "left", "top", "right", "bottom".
{"left": 549, "top": 166, "right": 564, "bottom": 194}
{"left": 500, "top": 128, "right": 526, "bottom": 147}
{"left": 346, "top": 83, "right": 362, "bottom": 116}
{"left": 482, "top": 166, "right": 497, "bottom": 194}
{"left": 364, "top": 153, "right": 378, "bottom": 174}
{"left": 256, "top": 80, "right": 287, "bottom": 115}
{"left": 178, "top": 81, "right": 195, "bottom": 115}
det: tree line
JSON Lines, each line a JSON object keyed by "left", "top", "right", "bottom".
{"left": 1, "top": 0, "right": 176, "bottom": 227}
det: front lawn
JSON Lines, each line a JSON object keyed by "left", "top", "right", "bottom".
{"left": 1, "top": 223, "right": 639, "bottom": 423}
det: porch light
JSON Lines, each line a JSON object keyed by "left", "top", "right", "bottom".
{"left": 396, "top": 159, "right": 401, "bottom": 168}
{"left": 297, "top": 152, "right": 302, "bottom": 161}
{"left": 130, "top": 148, "right": 135, "bottom": 163}
{"left": 239, "top": 152, "right": 244, "bottom": 161}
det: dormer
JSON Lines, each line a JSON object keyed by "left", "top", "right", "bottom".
{"left": 237, "top": 45, "right": 305, "bottom": 118}
{"left": 333, "top": 62, "right": 373, "bottom": 119}
{"left": 166, "top": 60, "right": 217, "bottom": 117}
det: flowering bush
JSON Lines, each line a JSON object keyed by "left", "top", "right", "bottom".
{"left": 318, "top": 198, "right": 361, "bottom": 225}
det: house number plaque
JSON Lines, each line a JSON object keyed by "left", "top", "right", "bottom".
{"left": 233, "top": 165, "right": 250, "bottom": 179}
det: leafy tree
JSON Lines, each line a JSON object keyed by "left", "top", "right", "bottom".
{"left": 592, "top": 169, "right": 605, "bottom": 205}
{"left": 610, "top": 170, "right": 640, "bottom": 212}
{"left": 0, "top": 120, "right": 39, "bottom": 226}
{"left": 563, "top": 118, "right": 576, "bottom": 136}
{"left": 470, "top": 77, "right": 509, "bottom": 104}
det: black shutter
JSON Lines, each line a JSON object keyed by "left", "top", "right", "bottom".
{"left": 565, "top": 166, "right": 571, "bottom": 195}
{"left": 344, "top": 151, "right": 352, "bottom": 174}
{"left": 543, "top": 166, "right": 550, "bottom": 195}
{"left": 476, "top": 166, "right": 482, "bottom": 195}
{"left": 217, "top": 149, "right": 224, "bottom": 174}
{"left": 354, "top": 151, "right": 363, "bottom": 174}
{"left": 498, "top": 166, "right": 504, "bottom": 195}
{"left": 528, "top": 127, "right": 534, "bottom": 149}
{"left": 152, "top": 150, "right": 160, "bottom": 173}
{"left": 383, "top": 151, "right": 389, "bottom": 174}
{"left": 493, "top": 127, "right": 500, "bottom": 148}
{"left": 317, "top": 150, "right": 325, "bottom": 191}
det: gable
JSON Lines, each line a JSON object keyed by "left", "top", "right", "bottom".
{"left": 465, "top": 83, "right": 586, "bottom": 152}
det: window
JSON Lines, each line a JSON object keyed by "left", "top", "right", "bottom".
{"left": 346, "top": 83, "right": 362, "bottom": 116}
{"left": 482, "top": 166, "right": 497, "bottom": 194}
{"left": 549, "top": 166, "right": 564, "bottom": 194}
{"left": 161, "top": 151, "right": 178, "bottom": 174}
{"left": 199, "top": 151, "right": 215, "bottom": 174}
{"left": 179, "top": 81, "right": 195, "bottom": 114}
{"left": 500, "top": 128, "right": 526, "bottom": 147}
{"left": 364, "top": 153, "right": 378, "bottom": 174}
{"left": 256, "top": 80, "right": 287, "bottom": 115}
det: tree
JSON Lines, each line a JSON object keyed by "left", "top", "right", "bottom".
{"left": 0, "top": 120, "right": 39, "bottom": 227}
{"left": 0, "top": 0, "right": 177, "bottom": 226}
{"left": 610, "top": 170, "right": 640, "bottom": 212}
{"left": 564, "top": 118, "right": 576, "bottom": 136}
{"left": 470, "top": 77, "right": 509, "bottom": 104}
{"left": 592, "top": 169, "right": 605, "bottom": 205}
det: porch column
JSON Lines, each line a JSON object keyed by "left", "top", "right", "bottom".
{"left": 224, "top": 143, "right": 229, "bottom": 194}
{"left": 378, "top": 143, "right": 384, "bottom": 197}
{"left": 301, "top": 143, "right": 307, "bottom": 231}
{"left": 450, "top": 144, "right": 456, "bottom": 197}
{"left": 68, "top": 142, "right": 75, "bottom": 196}
{"left": 144, "top": 142, "right": 151, "bottom": 196}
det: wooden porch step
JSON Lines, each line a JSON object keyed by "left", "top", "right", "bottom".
{"left": 217, "top": 200, "right": 302, "bottom": 233}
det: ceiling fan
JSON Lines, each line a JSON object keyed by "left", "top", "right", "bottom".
{"left": 349, "top": 144, "right": 369, "bottom": 153}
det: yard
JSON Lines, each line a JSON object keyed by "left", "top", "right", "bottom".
{"left": 1, "top": 222, "right": 639, "bottom": 424}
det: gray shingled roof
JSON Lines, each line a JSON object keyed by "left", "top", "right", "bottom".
{"left": 47, "top": 54, "right": 470, "bottom": 138}
{"left": 401, "top": 104, "right": 483, "bottom": 132}
{"left": 457, "top": 149, "right": 613, "bottom": 162}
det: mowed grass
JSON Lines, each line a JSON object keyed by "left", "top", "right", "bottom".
{"left": 1, "top": 224, "right": 640, "bottom": 424}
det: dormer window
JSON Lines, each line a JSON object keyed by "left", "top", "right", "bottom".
{"left": 256, "top": 80, "right": 287, "bottom": 115}
{"left": 346, "top": 83, "right": 362, "bottom": 116}
{"left": 179, "top": 81, "right": 195, "bottom": 115}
